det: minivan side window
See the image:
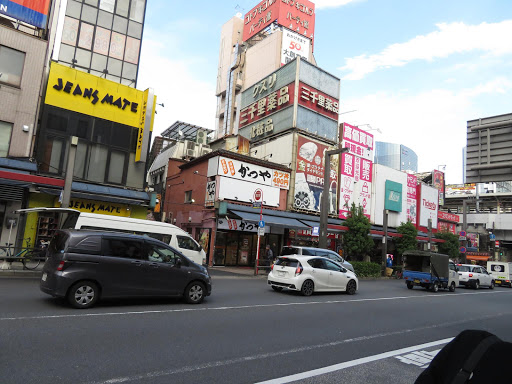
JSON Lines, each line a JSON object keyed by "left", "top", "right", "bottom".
{"left": 146, "top": 243, "right": 182, "bottom": 266}
{"left": 177, "top": 235, "right": 201, "bottom": 251}
{"left": 103, "top": 238, "right": 143, "bottom": 259}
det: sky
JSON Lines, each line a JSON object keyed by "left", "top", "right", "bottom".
{"left": 137, "top": 0, "right": 512, "bottom": 185}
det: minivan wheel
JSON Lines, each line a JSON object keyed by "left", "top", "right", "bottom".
{"left": 474, "top": 280, "right": 480, "bottom": 290}
{"left": 301, "top": 280, "right": 314, "bottom": 296}
{"left": 184, "top": 282, "right": 205, "bottom": 304}
{"left": 449, "top": 282, "right": 456, "bottom": 292}
{"left": 68, "top": 281, "right": 99, "bottom": 309}
{"left": 490, "top": 280, "right": 495, "bottom": 290}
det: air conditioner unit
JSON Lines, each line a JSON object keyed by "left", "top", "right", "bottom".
{"left": 200, "top": 147, "right": 212, "bottom": 156}
{"left": 186, "top": 140, "right": 196, "bottom": 151}
{"left": 186, "top": 148, "right": 196, "bottom": 158}
{"left": 196, "top": 130, "right": 208, "bottom": 145}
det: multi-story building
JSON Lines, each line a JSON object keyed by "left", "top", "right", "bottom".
{"left": 374, "top": 141, "right": 418, "bottom": 172}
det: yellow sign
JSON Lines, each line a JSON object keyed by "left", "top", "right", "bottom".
{"left": 45, "top": 62, "right": 147, "bottom": 128}
{"left": 56, "top": 198, "right": 130, "bottom": 217}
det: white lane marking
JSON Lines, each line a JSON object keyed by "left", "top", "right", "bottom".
{"left": 255, "top": 338, "right": 453, "bottom": 384}
{"left": 0, "top": 289, "right": 509, "bottom": 321}
{"left": 84, "top": 312, "right": 505, "bottom": 384}
{"left": 395, "top": 349, "right": 441, "bottom": 368}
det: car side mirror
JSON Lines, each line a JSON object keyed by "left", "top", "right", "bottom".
{"left": 175, "top": 258, "right": 182, "bottom": 268}
{"left": 340, "top": 267, "right": 347, "bottom": 273}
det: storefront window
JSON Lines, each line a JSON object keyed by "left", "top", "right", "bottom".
{"left": 225, "top": 232, "right": 238, "bottom": 266}
{"left": 107, "top": 150, "right": 126, "bottom": 184}
{"left": 214, "top": 231, "right": 227, "bottom": 266}
{"left": 73, "top": 141, "right": 88, "bottom": 178}
{"left": 238, "top": 234, "right": 253, "bottom": 266}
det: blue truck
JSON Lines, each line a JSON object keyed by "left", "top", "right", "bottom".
{"left": 403, "top": 251, "right": 459, "bottom": 292}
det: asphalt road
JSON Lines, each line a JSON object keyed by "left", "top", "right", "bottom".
{"left": 1, "top": 272, "right": 511, "bottom": 384}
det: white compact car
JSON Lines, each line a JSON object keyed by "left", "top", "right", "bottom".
{"left": 268, "top": 255, "right": 358, "bottom": 296}
{"left": 457, "top": 264, "right": 495, "bottom": 289}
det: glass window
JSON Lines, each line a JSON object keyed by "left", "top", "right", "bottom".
{"left": 103, "top": 238, "right": 143, "bottom": 259}
{"left": 109, "top": 33, "right": 125, "bottom": 60}
{"left": 0, "top": 121, "right": 13, "bottom": 157}
{"left": 110, "top": 123, "right": 131, "bottom": 148}
{"left": 325, "top": 260, "right": 343, "bottom": 271}
{"left": 276, "top": 258, "right": 299, "bottom": 268}
{"left": 0, "top": 46, "right": 26, "bottom": 87}
{"left": 74, "top": 141, "right": 88, "bottom": 179}
{"left": 65, "top": 0, "right": 82, "bottom": 18}
{"left": 85, "top": 0, "right": 99, "bottom": 6}
{"left": 75, "top": 48, "right": 92, "bottom": 67}
{"left": 41, "top": 137, "right": 66, "bottom": 174}
{"left": 147, "top": 244, "right": 180, "bottom": 265}
{"left": 107, "top": 150, "right": 126, "bottom": 184}
{"left": 457, "top": 265, "right": 470, "bottom": 272}
{"left": 184, "top": 190, "right": 192, "bottom": 203}
{"left": 78, "top": 22, "right": 94, "bottom": 50}
{"left": 94, "top": 27, "right": 111, "bottom": 56}
{"left": 129, "top": 0, "right": 145, "bottom": 22}
{"left": 124, "top": 36, "right": 140, "bottom": 64}
{"left": 122, "top": 62, "right": 137, "bottom": 80}
{"left": 91, "top": 53, "right": 108, "bottom": 71}
{"left": 113, "top": 15, "right": 128, "bottom": 34}
{"left": 116, "top": 0, "right": 129, "bottom": 17}
{"left": 107, "top": 57, "right": 123, "bottom": 76}
{"left": 214, "top": 231, "right": 226, "bottom": 265}
{"left": 308, "top": 258, "right": 326, "bottom": 269}
{"left": 59, "top": 44, "right": 76, "bottom": 63}
{"left": 92, "top": 118, "right": 111, "bottom": 144}
{"left": 177, "top": 236, "right": 201, "bottom": 251}
{"left": 97, "top": 10, "right": 113, "bottom": 29}
{"left": 99, "top": 0, "right": 115, "bottom": 13}
{"left": 87, "top": 144, "right": 108, "bottom": 182}
{"left": 61, "top": 16, "right": 79, "bottom": 46}
{"left": 81, "top": 4, "right": 98, "bottom": 24}
{"left": 127, "top": 20, "right": 142, "bottom": 38}
{"left": 47, "top": 111, "right": 68, "bottom": 132}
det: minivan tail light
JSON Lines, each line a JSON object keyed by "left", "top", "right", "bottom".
{"left": 57, "top": 261, "right": 65, "bottom": 271}
{"left": 469, "top": 273, "right": 473, "bottom": 277}
{"left": 295, "top": 264, "right": 303, "bottom": 276}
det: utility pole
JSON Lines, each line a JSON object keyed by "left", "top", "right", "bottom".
{"left": 319, "top": 147, "right": 349, "bottom": 249}
{"left": 381, "top": 209, "right": 389, "bottom": 273}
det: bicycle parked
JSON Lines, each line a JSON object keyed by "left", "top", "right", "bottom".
{"left": 0, "top": 238, "right": 46, "bottom": 270}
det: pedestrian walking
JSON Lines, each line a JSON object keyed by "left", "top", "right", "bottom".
{"left": 265, "top": 244, "right": 274, "bottom": 273}
{"left": 386, "top": 254, "right": 393, "bottom": 277}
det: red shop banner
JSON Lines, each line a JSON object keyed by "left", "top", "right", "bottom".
{"left": 243, "top": 0, "right": 316, "bottom": 45}
{"left": 298, "top": 82, "right": 339, "bottom": 121}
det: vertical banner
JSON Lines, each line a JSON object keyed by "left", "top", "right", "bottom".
{"left": 407, "top": 174, "right": 417, "bottom": 225}
{"left": 432, "top": 170, "right": 445, "bottom": 206}
{"left": 356, "top": 157, "right": 372, "bottom": 219}
{"left": 339, "top": 152, "right": 355, "bottom": 219}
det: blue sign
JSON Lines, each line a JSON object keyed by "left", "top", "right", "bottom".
{"left": 258, "top": 220, "right": 265, "bottom": 228}
{"left": 312, "top": 227, "right": 319, "bottom": 236}
{"left": 490, "top": 234, "right": 496, "bottom": 240}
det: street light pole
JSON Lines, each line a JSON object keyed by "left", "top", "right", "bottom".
{"left": 319, "top": 147, "right": 349, "bottom": 249}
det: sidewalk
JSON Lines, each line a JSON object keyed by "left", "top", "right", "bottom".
{"left": 0, "top": 261, "right": 43, "bottom": 277}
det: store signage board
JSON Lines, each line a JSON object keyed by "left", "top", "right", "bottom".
{"left": 218, "top": 157, "right": 290, "bottom": 190}
{"left": 0, "top": 0, "right": 51, "bottom": 28}
{"left": 407, "top": 174, "right": 417, "bottom": 225}
{"left": 339, "top": 152, "right": 372, "bottom": 220}
{"left": 294, "top": 135, "right": 337, "bottom": 214}
{"left": 205, "top": 181, "right": 216, "bottom": 208}
{"left": 342, "top": 123, "right": 374, "bottom": 161}
{"left": 258, "top": 227, "right": 265, "bottom": 236}
{"left": 281, "top": 29, "right": 310, "bottom": 66}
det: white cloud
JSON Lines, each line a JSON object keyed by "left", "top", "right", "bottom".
{"left": 341, "top": 78, "right": 512, "bottom": 183}
{"left": 340, "top": 20, "right": 512, "bottom": 80}
{"left": 136, "top": 35, "right": 217, "bottom": 138}
{"left": 313, "top": 0, "right": 363, "bottom": 9}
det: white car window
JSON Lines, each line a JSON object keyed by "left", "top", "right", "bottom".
{"left": 325, "top": 260, "right": 344, "bottom": 272}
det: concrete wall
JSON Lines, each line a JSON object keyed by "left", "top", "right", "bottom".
{"left": 0, "top": 25, "right": 47, "bottom": 157}
{"left": 243, "top": 30, "right": 282, "bottom": 91}
{"left": 216, "top": 16, "right": 244, "bottom": 96}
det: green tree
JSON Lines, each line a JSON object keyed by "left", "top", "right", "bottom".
{"left": 395, "top": 220, "right": 418, "bottom": 258}
{"left": 435, "top": 231, "right": 460, "bottom": 259}
{"left": 343, "top": 203, "right": 374, "bottom": 261}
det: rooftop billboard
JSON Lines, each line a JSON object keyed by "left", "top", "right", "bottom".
{"left": 243, "top": 0, "right": 315, "bottom": 46}
{"left": 0, "top": 0, "right": 51, "bottom": 28}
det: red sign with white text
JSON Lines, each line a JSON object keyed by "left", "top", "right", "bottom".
{"left": 407, "top": 174, "right": 417, "bottom": 225}
{"left": 339, "top": 152, "right": 372, "bottom": 220}
{"left": 298, "top": 82, "right": 339, "bottom": 120}
{"left": 438, "top": 211, "right": 460, "bottom": 223}
{"left": 342, "top": 123, "right": 374, "bottom": 160}
{"left": 243, "top": 0, "right": 316, "bottom": 46}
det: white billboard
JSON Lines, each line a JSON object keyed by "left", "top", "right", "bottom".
{"left": 371, "top": 164, "right": 408, "bottom": 227}
{"left": 281, "top": 29, "right": 310, "bottom": 66}
{"left": 217, "top": 177, "right": 280, "bottom": 207}
{"left": 419, "top": 184, "right": 439, "bottom": 228}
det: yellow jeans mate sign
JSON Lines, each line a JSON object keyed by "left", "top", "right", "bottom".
{"left": 44, "top": 62, "right": 156, "bottom": 162}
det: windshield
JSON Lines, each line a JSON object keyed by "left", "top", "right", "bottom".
{"left": 60, "top": 212, "right": 80, "bottom": 230}
{"left": 457, "top": 265, "right": 471, "bottom": 272}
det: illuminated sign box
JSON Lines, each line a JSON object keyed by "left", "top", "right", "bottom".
{"left": 0, "top": 0, "right": 51, "bottom": 29}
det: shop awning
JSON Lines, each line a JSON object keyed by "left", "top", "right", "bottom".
{"left": 300, "top": 220, "right": 345, "bottom": 233}
{"left": 230, "top": 210, "right": 310, "bottom": 229}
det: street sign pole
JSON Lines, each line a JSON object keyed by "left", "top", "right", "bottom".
{"left": 254, "top": 189, "right": 263, "bottom": 276}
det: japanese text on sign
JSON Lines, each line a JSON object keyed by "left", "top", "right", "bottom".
{"left": 299, "top": 84, "right": 339, "bottom": 118}
{"left": 240, "top": 84, "right": 292, "bottom": 128}
{"left": 218, "top": 157, "right": 290, "bottom": 189}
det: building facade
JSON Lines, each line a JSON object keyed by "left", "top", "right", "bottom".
{"left": 374, "top": 141, "right": 418, "bottom": 173}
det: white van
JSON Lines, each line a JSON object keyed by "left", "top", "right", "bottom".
{"left": 487, "top": 261, "right": 512, "bottom": 287}
{"left": 17, "top": 208, "right": 207, "bottom": 265}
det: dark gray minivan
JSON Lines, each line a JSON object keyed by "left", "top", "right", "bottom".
{"left": 41, "top": 230, "right": 212, "bottom": 308}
